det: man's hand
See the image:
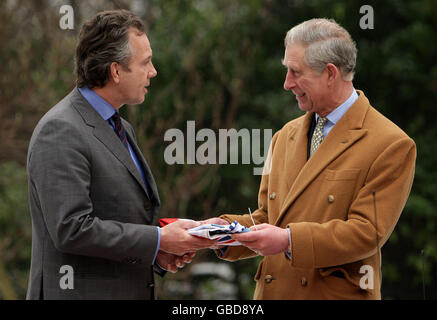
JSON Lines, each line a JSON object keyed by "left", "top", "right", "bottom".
{"left": 156, "top": 251, "right": 195, "bottom": 273}
{"left": 231, "top": 223, "right": 289, "bottom": 256}
{"left": 160, "top": 219, "right": 218, "bottom": 255}
{"left": 198, "top": 217, "right": 230, "bottom": 249}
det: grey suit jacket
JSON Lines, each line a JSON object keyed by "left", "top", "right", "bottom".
{"left": 26, "top": 88, "right": 161, "bottom": 299}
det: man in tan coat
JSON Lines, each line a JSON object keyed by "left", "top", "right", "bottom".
{"left": 209, "top": 18, "right": 416, "bottom": 299}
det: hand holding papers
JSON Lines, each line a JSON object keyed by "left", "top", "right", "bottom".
{"left": 158, "top": 217, "right": 252, "bottom": 252}
{"left": 231, "top": 223, "right": 290, "bottom": 256}
{"left": 159, "top": 219, "right": 217, "bottom": 255}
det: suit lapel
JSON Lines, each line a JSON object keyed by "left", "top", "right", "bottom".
{"left": 69, "top": 88, "right": 151, "bottom": 200}
{"left": 275, "top": 91, "right": 370, "bottom": 226}
{"left": 94, "top": 124, "right": 152, "bottom": 199}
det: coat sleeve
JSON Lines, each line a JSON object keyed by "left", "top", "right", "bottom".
{"left": 27, "top": 117, "right": 159, "bottom": 265}
{"left": 215, "top": 130, "right": 281, "bottom": 261}
{"left": 289, "top": 136, "right": 416, "bottom": 269}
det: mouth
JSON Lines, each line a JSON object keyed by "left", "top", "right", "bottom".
{"left": 295, "top": 93, "right": 306, "bottom": 102}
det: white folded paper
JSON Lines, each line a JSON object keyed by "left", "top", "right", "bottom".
{"left": 188, "top": 221, "right": 250, "bottom": 246}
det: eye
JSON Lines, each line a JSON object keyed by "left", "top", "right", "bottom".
{"left": 288, "top": 68, "right": 299, "bottom": 76}
{"left": 143, "top": 58, "right": 152, "bottom": 66}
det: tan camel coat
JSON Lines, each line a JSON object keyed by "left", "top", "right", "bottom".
{"left": 217, "top": 90, "right": 416, "bottom": 299}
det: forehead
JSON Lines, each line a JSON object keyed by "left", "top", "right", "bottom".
{"left": 283, "top": 44, "right": 307, "bottom": 67}
{"left": 128, "top": 29, "right": 152, "bottom": 59}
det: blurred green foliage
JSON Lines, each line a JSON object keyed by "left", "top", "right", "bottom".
{"left": 0, "top": 0, "right": 435, "bottom": 299}
{"left": 0, "top": 162, "right": 31, "bottom": 299}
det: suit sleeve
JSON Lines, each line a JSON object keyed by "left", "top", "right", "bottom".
{"left": 289, "top": 136, "right": 416, "bottom": 268}
{"left": 28, "top": 117, "right": 159, "bottom": 265}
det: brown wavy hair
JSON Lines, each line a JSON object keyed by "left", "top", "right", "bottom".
{"left": 75, "top": 10, "right": 145, "bottom": 88}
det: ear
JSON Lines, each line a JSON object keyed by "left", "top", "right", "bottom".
{"left": 325, "top": 63, "right": 339, "bottom": 86}
{"left": 109, "top": 62, "right": 121, "bottom": 84}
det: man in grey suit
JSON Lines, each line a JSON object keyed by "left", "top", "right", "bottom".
{"left": 26, "top": 10, "right": 215, "bottom": 299}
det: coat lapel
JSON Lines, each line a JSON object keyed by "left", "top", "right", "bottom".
{"left": 70, "top": 88, "right": 151, "bottom": 200}
{"left": 275, "top": 91, "right": 370, "bottom": 226}
{"left": 285, "top": 112, "right": 313, "bottom": 190}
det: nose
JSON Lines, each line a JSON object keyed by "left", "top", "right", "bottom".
{"left": 149, "top": 61, "right": 157, "bottom": 78}
{"left": 283, "top": 70, "right": 296, "bottom": 91}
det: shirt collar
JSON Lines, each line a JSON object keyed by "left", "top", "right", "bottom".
{"left": 316, "top": 89, "right": 359, "bottom": 125}
{"left": 78, "top": 86, "right": 117, "bottom": 121}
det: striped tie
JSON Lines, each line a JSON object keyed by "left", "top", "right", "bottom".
{"left": 310, "top": 116, "right": 328, "bottom": 156}
{"left": 111, "top": 112, "right": 129, "bottom": 150}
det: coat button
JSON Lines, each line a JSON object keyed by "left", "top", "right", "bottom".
{"left": 265, "top": 275, "right": 274, "bottom": 283}
{"left": 328, "top": 195, "right": 335, "bottom": 203}
{"left": 301, "top": 277, "right": 308, "bottom": 286}
{"left": 269, "top": 192, "right": 276, "bottom": 200}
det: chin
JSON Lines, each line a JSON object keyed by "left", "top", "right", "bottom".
{"left": 298, "top": 101, "right": 314, "bottom": 113}
{"left": 132, "top": 96, "right": 145, "bottom": 105}
{"left": 297, "top": 103, "right": 310, "bottom": 112}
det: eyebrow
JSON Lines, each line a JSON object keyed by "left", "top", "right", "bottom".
{"left": 281, "top": 58, "right": 295, "bottom": 68}
{"left": 281, "top": 59, "right": 299, "bottom": 72}
{"left": 143, "top": 54, "right": 152, "bottom": 63}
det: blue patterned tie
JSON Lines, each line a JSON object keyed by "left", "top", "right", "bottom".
{"left": 111, "top": 112, "right": 129, "bottom": 150}
{"left": 310, "top": 116, "right": 328, "bottom": 156}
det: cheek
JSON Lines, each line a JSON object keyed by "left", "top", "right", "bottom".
{"left": 298, "top": 79, "right": 313, "bottom": 95}
{"left": 130, "top": 73, "right": 143, "bottom": 89}
{"left": 300, "top": 78, "right": 323, "bottom": 98}
{"left": 138, "top": 70, "right": 148, "bottom": 84}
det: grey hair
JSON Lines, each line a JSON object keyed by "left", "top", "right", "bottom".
{"left": 284, "top": 18, "right": 357, "bottom": 81}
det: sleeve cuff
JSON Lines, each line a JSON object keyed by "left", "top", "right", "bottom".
{"left": 152, "top": 226, "right": 161, "bottom": 265}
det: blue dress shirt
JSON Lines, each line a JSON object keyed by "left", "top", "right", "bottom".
{"left": 78, "top": 86, "right": 160, "bottom": 265}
